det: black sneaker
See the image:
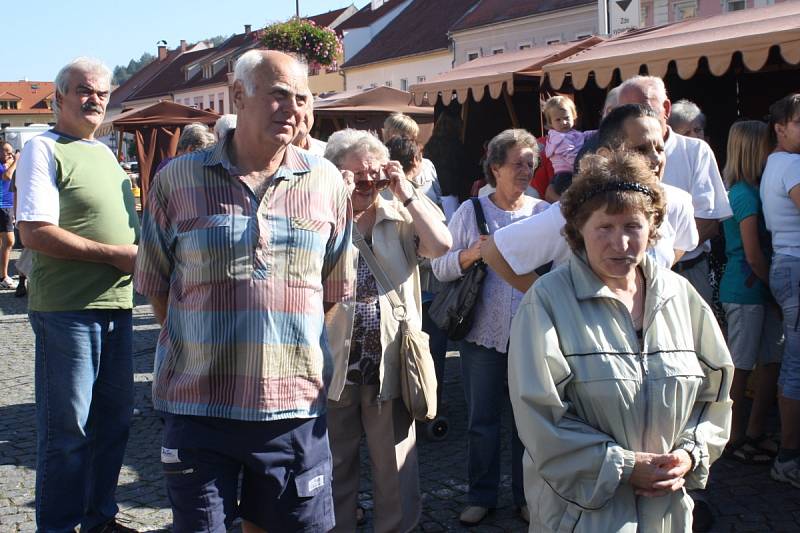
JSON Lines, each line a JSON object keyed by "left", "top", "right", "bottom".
{"left": 86, "top": 519, "right": 139, "bottom": 533}
{"left": 14, "top": 279, "right": 26, "bottom": 297}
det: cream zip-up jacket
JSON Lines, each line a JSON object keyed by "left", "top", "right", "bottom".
{"left": 509, "top": 252, "right": 732, "bottom": 533}
{"left": 325, "top": 195, "right": 424, "bottom": 403}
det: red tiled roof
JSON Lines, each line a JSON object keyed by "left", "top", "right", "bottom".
{"left": 124, "top": 48, "right": 219, "bottom": 101}
{"left": 0, "top": 82, "right": 55, "bottom": 115}
{"left": 306, "top": 7, "right": 349, "bottom": 28}
{"left": 450, "top": 0, "right": 595, "bottom": 32}
{"left": 343, "top": 0, "right": 481, "bottom": 68}
{"left": 337, "top": 0, "right": 407, "bottom": 30}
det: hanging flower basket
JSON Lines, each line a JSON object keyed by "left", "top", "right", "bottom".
{"left": 261, "top": 18, "right": 342, "bottom": 67}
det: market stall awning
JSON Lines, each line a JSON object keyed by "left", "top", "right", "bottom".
{"left": 544, "top": 2, "right": 800, "bottom": 90}
{"left": 109, "top": 100, "right": 219, "bottom": 130}
{"left": 314, "top": 86, "right": 432, "bottom": 115}
{"left": 409, "top": 37, "right": 603, "bottom": 105}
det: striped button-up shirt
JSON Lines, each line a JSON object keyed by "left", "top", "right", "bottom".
{"left": 134, "top": 135, "right": 353, "bottom": 421}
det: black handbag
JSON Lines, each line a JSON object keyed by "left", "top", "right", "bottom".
{"left": 429, "top": 198, "right": 489, "bottom": 341}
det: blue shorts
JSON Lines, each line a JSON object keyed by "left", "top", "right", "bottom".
{"left": 161, "top": 413, "right": 334, "bottom": 533}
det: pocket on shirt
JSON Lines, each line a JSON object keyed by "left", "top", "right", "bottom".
{"left": 175, "top": 214, "right": 251, "bottom": 285}
{"left": 287, "top": 217, "right": 330, "bottom": 289}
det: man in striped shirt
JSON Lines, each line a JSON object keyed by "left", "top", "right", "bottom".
{"left": 135, "top": 50, "right": 353, "bottom": 532}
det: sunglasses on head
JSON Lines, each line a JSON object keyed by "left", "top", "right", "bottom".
{"left": 354, "top": 178, "right": 391, "bottom": 193}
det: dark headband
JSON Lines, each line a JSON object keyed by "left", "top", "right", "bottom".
{"left": 578, "top": 181, "right": 654, "bottom": 205}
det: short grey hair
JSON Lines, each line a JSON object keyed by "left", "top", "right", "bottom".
{"left": 233, "top": 50, "right": 265, "bottom": 96}
{"left": 177, "top": 123, "right": 215, "bottom": 152}
{"left": 483, "top": 129, "right": 538, "bottom": 187}
{"left": 324, "top": 128, "right": 389, "bottom": 169}
{"left": 53, "top": 57, "right": 112, "bottom": 117}
{"left": 214, "top": 114, "right": 237, "bottom": 139}
{"left": 233, "top": 50, "right": 308, "bottom": 97}
{"left": 603, "top": 86, "right": 621, "bottom": 116}
{"left": 668, "top": 99, "right": 705, "bottom": 129}
{"left": 619, "top": 75, "right": 668, "bottom": 107}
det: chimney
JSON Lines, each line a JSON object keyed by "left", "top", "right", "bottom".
{"left": 180, "top": 39, "right": 187, "bottom": 52}
{"left": 244, "top": 24, "right": 252, "bottom": 34}
{"left": 157, "top": 41, "right": 168, "bottom": 60}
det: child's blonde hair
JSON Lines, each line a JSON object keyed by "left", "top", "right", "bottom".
{"left": 383, "top": 112, "right": 419, "bottom": 141}
{"left": 543, "top": 95, "right": 577, "bottom": 128}
{"left": 723, "top": 120, "right": 770, "bottom": 189}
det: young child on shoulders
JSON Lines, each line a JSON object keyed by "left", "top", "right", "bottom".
{"left": 541, "top": 95, "right": 593, "bottom": 201}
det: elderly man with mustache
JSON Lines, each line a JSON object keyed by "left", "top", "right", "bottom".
{"left": 15, "top": 57, "right": 140, "bottom": 533}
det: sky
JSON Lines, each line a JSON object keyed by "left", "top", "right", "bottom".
{"left": 7, "top": 0, "right": 366, "bottom": 81}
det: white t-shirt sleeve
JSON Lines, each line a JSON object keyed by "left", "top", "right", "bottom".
{"left": 781, "top": 159, "right": 800, "bottom": 195}
{"left": 494, "top": 203, "right": 569, "bottom": 275}
{"left": 692, "top": 140, "right": 732, "bottom": 220}
{"left": 15, "top": 135, "right": 60, "bottom": 224}
{"left": 668, "top": 187, "right": 699, "bottom": 252}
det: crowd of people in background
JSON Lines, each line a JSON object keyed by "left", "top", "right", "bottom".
{"left": 3, "top": 49, "right": 799, "bottom": 533}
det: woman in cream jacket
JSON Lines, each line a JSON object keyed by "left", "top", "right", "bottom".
{"left": 323, "top": 129, "right": 450, "bottom": 533}
{"left": 509, "top": 152, "right": 732, "bottom": 532}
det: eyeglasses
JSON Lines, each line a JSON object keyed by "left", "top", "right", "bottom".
{"left": 354, "top": 178, "right": 391, "bottom": 193}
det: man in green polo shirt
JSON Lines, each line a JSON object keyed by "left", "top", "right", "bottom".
{"left": 15, "top": 57, "right": 139, "bottom": 533}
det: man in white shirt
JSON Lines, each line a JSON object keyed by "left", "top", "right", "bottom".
{"left": 292, "top": 92, "right": 327, "bottom": 156}
{"left": 618, "top": 76, "right": 731, "bottom": 306}
{"left": 481, "top": 104, "right": 697, "bottom": 292}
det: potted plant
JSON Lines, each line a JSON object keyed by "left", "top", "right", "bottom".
{"left": 261, "top": 18, "right": 343, "bottom": 70}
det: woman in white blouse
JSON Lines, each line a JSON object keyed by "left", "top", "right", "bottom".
{"left": 431, "top": 129, "right": 548, "bottom": 526}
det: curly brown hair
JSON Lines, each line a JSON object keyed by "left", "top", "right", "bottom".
{"left": 560, "top": 152, "right": 665, "bottom": 252}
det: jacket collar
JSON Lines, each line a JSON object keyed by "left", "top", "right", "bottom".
{"left": 569, "top": 250, "right": 678, "bottom": 310}
{"left": 204, "top": 129, "right": 311, "bottom": 182}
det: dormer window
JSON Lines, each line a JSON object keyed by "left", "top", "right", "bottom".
{"left": 203, "top": 64, "right": 213, "bottom": 79}
{"left": 0, "top": 100, "right": 19, "bottom": 110}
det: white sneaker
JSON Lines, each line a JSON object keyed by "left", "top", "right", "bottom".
{"left": 0, "top": 277, "right": 17, "bottom": 289}
{"left": 771, "top": 457, "right": 800, "bottom": 489}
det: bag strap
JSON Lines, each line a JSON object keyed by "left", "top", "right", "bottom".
{"left": 352, "top": 228, "right": 408, "bottom": 322}
{"left": 471, "top": 197, "right": 489, "bottom": 236}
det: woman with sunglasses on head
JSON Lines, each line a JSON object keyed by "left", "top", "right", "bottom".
{"left": 431, "top": 129, "right": 549, "bottom": 526}
{"left": 323, "top": 129, "right": 451, "bottom": 533}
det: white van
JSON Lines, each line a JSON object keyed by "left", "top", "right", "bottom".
{"left": 2, "top": 124, "right": 51, "bottom": 152}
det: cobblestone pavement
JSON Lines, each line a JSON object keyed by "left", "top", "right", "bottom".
{"left": 1, "top": 253, "right": 799, "bottom": 532}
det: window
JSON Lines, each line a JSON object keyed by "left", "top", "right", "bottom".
{"left": 575, "top": 33, "right": 592, "bottom": 40}
{"left": 400, "top": 78, "right": 408, "bottom": 91}
{"left": 384, "top": 81, "right": 392, "bottom": 87}
{"left": 416, "top": 76, "right": 426, "bottom": 83}
{"left": 726, "top": 0, "right": 746, "bottom": 11}
{"left": 356, "top": 85, "right": 363, "bottom": 90}
{"left": 673, "top": 1, "right": 697, "bottom": 21}
{"left": 24, "top": 122, "right": 32, "bottom": 127}
{"left": 491, "top": 47, "right": 505, "bottom": 55}
{"left": 218, "top": 93, "right": 225, "bottom": 114}
{"left": 466, "top": 50, "right": 480, "bottom": 61}
{"left": 518, "top": 42, "right": 532, "bottom": 50}
{"left": 0, "top": 101, "right": 19, "bottom": 110}
{"left": 546, "top": 38, "right": 561, "bottom": 45}
{"left": 193, "top": 96, "right": 203, "bottom": 109}
{"left": 640, "top": 4, "right": 649, "bottom": 26}
{"left": 208, "top": 95, "right": 215, "bottom": 110}
{"left": 0, "top": 123, "right": 10, "bottom": 129}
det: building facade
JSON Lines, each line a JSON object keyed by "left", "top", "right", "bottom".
{"left": 451, "top": 1, "right": 597, "bottom": 67}
{"left": 0, "top": 82, "right": 55, "bottom": 131}
{"left": 341, "top": 0, "right": 481, "bottom": 91}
